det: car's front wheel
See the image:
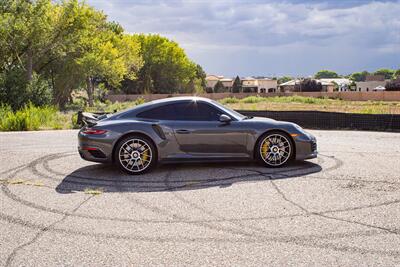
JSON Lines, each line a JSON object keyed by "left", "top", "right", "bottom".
{"left": 257, "top": 131, "right": 293, "bottom": 167}
{"left": 114, "top": 135, "right": 156, "bottom": 174}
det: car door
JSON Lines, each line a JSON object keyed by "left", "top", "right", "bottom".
{"left": 170, "top": 101, "right": 249, "bottom": 157}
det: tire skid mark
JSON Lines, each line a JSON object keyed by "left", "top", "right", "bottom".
{"left": 3, "top": 209, "right": 400, "bottom": 259}
{"left": 270, "top": 179, "right": 399, "bottom": 235}
{"left": 1, "top": 151, "right": 400, "bottom": 258}
{"left": 239, "top": 167, "right": 400, "bottom": 236}
{"left": 2, "top": 151, "right": 399, "bottom": 225}
{"left": 160, "top": 167, "right": 400, "bottom": 258}
{"left": 5, "top": 196, "right": 93, "bottom": 267}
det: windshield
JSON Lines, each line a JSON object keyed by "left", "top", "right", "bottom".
{"left": 211, "top": 100, "right": 246, "bottom": 120}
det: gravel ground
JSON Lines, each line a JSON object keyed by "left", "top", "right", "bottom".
{"left": 0, "top": 129, "right": 399, "bottom": 266}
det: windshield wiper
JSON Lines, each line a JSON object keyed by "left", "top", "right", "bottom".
{"left": 243, "top": 116, "right": 253, "bottom": 120}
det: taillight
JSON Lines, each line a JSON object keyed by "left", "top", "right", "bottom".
{"left": 83, "top": 128, "right": 107, "bottom": 135}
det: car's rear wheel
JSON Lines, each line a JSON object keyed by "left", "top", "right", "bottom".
{"left": 114, "top": 135, "right": 156, "bottom": 174}
{"left": 257, "top": 131, "right": 293, "bottom": 167}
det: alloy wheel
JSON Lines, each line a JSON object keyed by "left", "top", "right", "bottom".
{"left": 118, "top": 138, "right": 152, "bottom": 173}
{"left": 260, "top": 133, "right": 291, "bottom": 166}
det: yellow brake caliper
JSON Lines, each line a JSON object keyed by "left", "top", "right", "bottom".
{"left": 261, "top": 140, "right": 269, "bottom": 158}
{"left": 141, "top": 149, "right": 149, "bottom": 162}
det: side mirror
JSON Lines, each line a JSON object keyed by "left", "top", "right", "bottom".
{"left": 219, "top": 114, "right": 231, "bottom": 123}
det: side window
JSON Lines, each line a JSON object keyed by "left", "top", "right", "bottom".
{"left": 137, "top": 104, "right": 177, "bottom": 120}
{"left": 196, "top": 102, "right": 221, "bottom": 121}
{"left": 174, "top": 102, "right": 222, "bottom": 121}
{"left": 136, "top": 101, "right": 224, "bottom": 121}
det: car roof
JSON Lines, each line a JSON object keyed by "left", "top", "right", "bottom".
{"left": 109, "top": 96, "right": 215, "bottom": 120}
{"left": 148, "top": 96, "right": 213, "bottom": 105}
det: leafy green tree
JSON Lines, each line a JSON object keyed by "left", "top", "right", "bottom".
{"left": 278, "top": 76, "right": 292, "bottom": 84}
{"left": 393, "top": 69, "right": 400, "bottom": 79}
{"left": 76, "top": 32, "right": 142, "bottom": 106}
{"left": 0, "top": 0, "right": 143, "bottom": 107}
{"left": 133, "top": 34, "right": 197, "bottom": 94}
{"left": 314, "top": 70, "right": 339, "bottom": 79}
{"left": 350, "top": 71, "right": 369, "bottom": 82}
{"left": 213, "top": 80, "right": 224, "bottom": 93}
{"left": 374, "top": 68, "right": 395, "bottom": 80}
{"left": 232, "top": 76, "right": 242, "bottom": 93}
{"left": 195, "top": 64, "right": 207, "bottom": 90}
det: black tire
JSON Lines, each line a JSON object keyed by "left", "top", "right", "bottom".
{"left": 114, "top": 135, "right": 157, "bottom": 175}
{"left": 256, "top": 131, "right": 294, "bottom": 168}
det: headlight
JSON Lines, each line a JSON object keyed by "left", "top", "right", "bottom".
{"left": 293, "top": 124, "right": 305, "bottom": 132}
{"left": 292, "top": 123, "right": 311, "bottom": 138}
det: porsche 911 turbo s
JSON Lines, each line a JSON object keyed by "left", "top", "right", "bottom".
{"left": 78, "top": 97, "right": 317, "bottom": 174}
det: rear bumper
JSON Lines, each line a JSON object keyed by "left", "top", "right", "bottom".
{"left": 78, "top": 146, "right": 110, "bottom": 163}
{"left": 78, "top": 130, "right": 113, "bottom": 163}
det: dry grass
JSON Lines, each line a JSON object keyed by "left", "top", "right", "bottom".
{"left": 223, "top": 97, "right": 400, "bottom": 114}
{"left": 84, "top": 188, "right": 104, "bottom": 195}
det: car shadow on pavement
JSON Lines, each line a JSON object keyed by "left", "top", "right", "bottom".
{"left": 55, "top": 161, "right": 322, "bottom": 194}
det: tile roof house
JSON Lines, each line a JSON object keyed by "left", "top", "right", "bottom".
{"left": 320, "top": 78, "right": 351, "bottom": 92}
{"left": 242, "top": 77, "right": 277, "bottom": 93}
{"left": 219, "top": 78, "right": 233, "bottom": 92}
{"left": 279, "top": 79, "right": 335, "bottom": 92}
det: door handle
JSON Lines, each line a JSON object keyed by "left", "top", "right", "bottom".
{"left": 176, "top": 129, "right": 191, "bottom": 134}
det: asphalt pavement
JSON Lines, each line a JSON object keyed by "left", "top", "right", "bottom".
{"left": 0, "top": 129, "right": 399, "bottom": 266}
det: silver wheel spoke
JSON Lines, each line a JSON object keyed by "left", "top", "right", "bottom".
{"left": 119, "top": 138, "right": 152, "bottom": 173}
{"left": 260, "top": 134, "right": 291, "bottom": 166}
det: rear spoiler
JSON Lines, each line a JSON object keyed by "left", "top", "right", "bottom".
{"left": 77, "top": 111, "right": 109, "bottom": 127}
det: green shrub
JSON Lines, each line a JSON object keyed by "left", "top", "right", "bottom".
{"left": 220, "top": 97, "right": 239, "bottom": 104}
{"left": 241, "top": 96, "right": 266, "bottom": 103}
{"left": 0, "top": 103, "right": 67, "bottom": 131}
{"left": 0, "top": 68, "right": 52, "bottom": 110}
{"left": 135, "top": 97, "right": 146, "bottom": 105}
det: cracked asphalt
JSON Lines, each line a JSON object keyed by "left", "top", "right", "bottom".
{"left": 0, "top": 129, "right": 399, "bottom": 266}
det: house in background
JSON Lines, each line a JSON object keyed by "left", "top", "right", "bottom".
{"left": 206, "top": 75, "right": 278, "bottom": 93}
{"left": 356, "top": 75, "right": 389, "bottom": 92}
{"left": 220, "top": 78, "right": 233, "bottom": 92}
{"left": 241, "top": 77, "right": 258, "bottom": 92}
{"left": 279, "top": 79, "right": 301, "bottom": 92}
{"left": 279, "top": 79, "right": 334, "bottom": 92}
{"left": 205, "top": 75, "right": 222, "bottom": 92}
{"left": 242, "top": 77, "right": 278, "bottom": 93}
{"left": 320, "top": 78, "right": 351, "bottom": 91}
{"left": 257, "top": 78, "right": 278, "bottom": 93}
{"left": 319, "top": 80, "right": 335, "bottom": 92}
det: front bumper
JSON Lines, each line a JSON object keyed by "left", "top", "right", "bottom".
{"left": 294, "top": 134, "right": 318, "bottom": 161}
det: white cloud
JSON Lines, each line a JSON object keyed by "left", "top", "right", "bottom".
{"left": 87, "top": 0, "right": 400, "bottom": 76}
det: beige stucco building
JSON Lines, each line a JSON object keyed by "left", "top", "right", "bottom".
{"left": 241, "top": 77, "right": 277, "bottom": 93}
{"left": 356, "top": 80, "right": 389, "bottom": 92}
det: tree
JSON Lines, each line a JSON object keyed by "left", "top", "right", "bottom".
{"left": 0, "top": 0, "right": 143, "bottom": 108}
{"left": 232, "top": 76, "right": 242, "bottom": 93}
{"left": 374, "top": 68, "right": 395, "bottom": 80}
{"left": 385, "top": 80, "right": 400, "bottom": 91}
{"left": 350, "top": 71, "right": 369, "bottom": 82}
{"left": 194, "top": 64, "right": 206, "bottom": 89}
{"left": 213, "top": 80, "right": 224, "bottom": 93}
{"left": 133, "top": 34, "right": 197, "bottom": 94}
{"left": 300, "top": 79, "right": 322, "bottom": 92}
{"left": 278, "top": 76, "right": 292, "bottom": 84}
{"left": 314, "top": 70, "right": 339, "bottom": 79}
{"left": 393, "top": 69, "right": 400, "bottom": 79}
{"left": 76, "top": 31, "right": 142, "bottom": 106}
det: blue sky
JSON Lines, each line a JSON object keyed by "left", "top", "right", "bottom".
{"left": 87, "top": 0, "right": 400, "bottom": 77}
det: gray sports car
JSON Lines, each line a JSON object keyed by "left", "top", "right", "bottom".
{"left": 78, "top": 96, "right": 317, "bottom": 174}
